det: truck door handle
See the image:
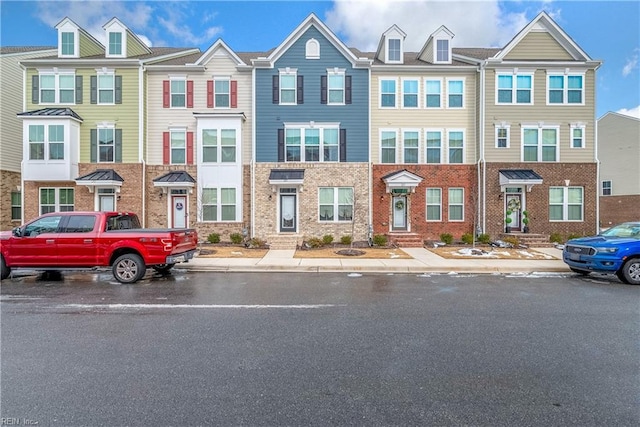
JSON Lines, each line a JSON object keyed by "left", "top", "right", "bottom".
{"left": 84, "top": 239, "right": 93, "bottom": 243}
{"left": 46, "top": 239, "right": 55, "bottom": 244}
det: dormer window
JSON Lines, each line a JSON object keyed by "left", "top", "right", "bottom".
{"left": 388, "top": 38, "right": 401, "bottom": 62}
{"left": 61, "top": 32, "right": 75, "bottom": 56}
{"left": 436, "top": 39, "right": 449, "bottom": 62}
{"left": 103, "top": 19, "right": 129, "bottom": 58}
{"left": 108, "top": 32, "right": 122, "bottom": 56}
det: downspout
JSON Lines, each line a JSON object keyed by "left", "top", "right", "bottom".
{"left": 593, "top": 68, "right": 600, "bottom": 234}
{"left": 251, "top": 67, "right": 256, "bottom": 238}
{"left": 368, "top": 66, "right": 372, "bottom": 234}
{"left": 139, "top": 64, "right": 146, "bottom": 227}
{"left": 479, "top": 61, "right": 487, "bottom": 233}
{"left": 20, "top": 64, "right": 26, "bottom": 225}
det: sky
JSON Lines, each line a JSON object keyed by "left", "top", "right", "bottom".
{"left": 1, "top": 0, "right": 639, "bottom": 119}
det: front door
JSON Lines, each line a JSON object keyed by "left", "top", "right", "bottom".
{"left": 506, "top": 193, "right": 522, "bottom": 231}
{"left": 280, "top": 193, "right": 296, "bottom": 232}
{"left": 392, "top": 195, "right": 407, "bottom": 231}
{"left": 172, "top": 196, "right": 187, "bottom": 228}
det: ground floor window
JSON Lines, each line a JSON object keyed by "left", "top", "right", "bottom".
{"left": 40, "top": 187, "right": 74, "bottom": 215}
{"left": 426, "top": 188, "right": 442, "bottom": 221}
{"left": 601, "top": 180, "right": 612, "bottom": 196}
{"left": 448, "top": 188, "right": 464, "bottom": 221}
{"left": 11, "top": 191, "right": 21, "bottom": 220}
{"left": 549, "top": 186, "right": 583, "bottom": 221}
{"left": 319, "top": 187, "right": 353, "bottom": 222}
{"left": 201, "top": 187, "right": 237, "bottom": 221}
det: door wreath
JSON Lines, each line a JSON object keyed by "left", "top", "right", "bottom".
{"left": 507, "top": 197, "right": 521, "bottom": 211}
{"left": 395, "top": 200, "right": 405, "bottom": 210}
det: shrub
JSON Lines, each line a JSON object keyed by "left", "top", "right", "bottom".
{"left": 307, "top": 237, "right": 324, "bottom": 248}
{"left": 566, "top": 233, "right": 582, "bottom": 241}
{"left": 478, "top": 233, "right": 491, "bottom": 244}
{"left": 549, "top": 232, "right": 563, "bottom": 243}
{"left": 461, "top": 233, "right": 474, "bottom": 244}
{"left": 230, "top": 232, "right": 244, "bottom": 244}
{"left": 503, "top": 236, "right": 519, "bottom": 246}
{"left": 248, "top": 238, "right": 265, "bottom": 248}
{"left": 440, "top": 233, "right": 453, "bottom": 245}
{"left": 207, "top": 233, "right": 221, "bottom": 244}
{"left": 322, "top": 234, "right": 334, "bottom": 245}
{"left": 372, "top": 234, "right": 387, "bottom": 246}
{"left": 340, "top": 235, "right": 352, "bottom": 245}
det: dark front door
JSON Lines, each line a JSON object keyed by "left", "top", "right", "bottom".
{"left": 280, "top": 193, "right": 296, "bottom": 232}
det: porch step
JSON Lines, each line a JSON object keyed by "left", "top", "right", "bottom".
{"left": 498, "top": 233, "right": 553, "bottom": 247}
{"left": 266, "top": 234, "right": 303, "bottom": 250}
{"left": 387, "top": 233, "right": 425, "bottom": 248}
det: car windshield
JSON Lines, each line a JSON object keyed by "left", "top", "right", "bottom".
{"left": 600, "top": 223, "right": 640, "bottom": 239}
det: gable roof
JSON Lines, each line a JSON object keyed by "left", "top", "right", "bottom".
{"left": 55, "top": 16, "right": 104, "bottom": 50}
{"left": 102, "top": 16, "right": 152, "bottom": 55}
{"left": 374, "top": 24, "right": 407, "bottom": 59}
{"left": 417, "top": 25, "right": 455, "bottom": 61}
{"left": 194, "top": 39, "right": 248, "bottom": 68}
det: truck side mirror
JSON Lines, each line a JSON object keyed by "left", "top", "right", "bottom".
{"left": 12, "top": 227, "right": 22, "bottom": 238}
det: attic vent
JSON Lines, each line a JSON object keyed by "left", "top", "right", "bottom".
{"left": 306, "top": 39, "right": 320, "bottom": 59}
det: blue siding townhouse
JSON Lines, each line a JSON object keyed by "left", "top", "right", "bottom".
{"left": 251, "top": 14, "right": 372, "bottom": 247}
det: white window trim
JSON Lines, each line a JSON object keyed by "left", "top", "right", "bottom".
{"left": 97, "top": 123, "right": 116, "bottom": 163}
{"left": 601, "top": 180, "right": 612, "bottom": 196}
{"left": 58, "top": 29, "right": 78, "bottom": 58}
{"left": 426, "top": 187, "right": 442, "bottom": 222}
{"left": 169, "top": 128, "right": 187, "bottom": 165}
{"left": 401, "top": 129, "right": 420, "bottom": 163}
{"left": 379, "top": 77, "right": 398, "bottom": 109}
{"left": 38, "top": 69, "right": 76, "bottom": 105}
{"left": 549, "top": 186, "right": 584, "bottom": 222}
{"left": 434, "top": 38, "right": 451, "bottom": 64}
{"left": 305, "top": 39, "right": 320, "bottom": 59}
{"left": 445, "top": 77, "right": 465, "bottom": 109}
{"left": 570, "top": 123, "right": 586, "bottom": 149}
{"left": 106, "top": 31, "right": 126, "bottom": 58}
{"left": 96, "top": 69, "right": 115, "bottom": 105}
{"left": 425, "top": 128, "right": 444, "bottom": 164}
{"left": 387, "top": 38, "right": 403, "bottom": 63}
{"left": 424, "top": 78, "right": 443, "bottom": 109}
{"left": 401, "top": 78, "right": 420, "bottom": 109}
{"left": 27, "top": 122, "right": 67, "bottom": 162}
{"left": 495, "top": 124, "right": 511, "bottom": 148}
{"left": 326, "top": 68, "right": 346, "bottom": 106}
{"left": 446, "top": 129, "right": 465, "bottom": 164}
{"left": 283, "top": 123, "right": 340, "bottom": 163}
{"left": 212, "top": 76, "right": 231, "bottom": 109}
{"left": 495, "top": 71, "right": 534, "bottom": 105}
{"left": 318, "top": 187, "right": 354, "bottom": 223}
{"left": 520, "top": 124, "right": 560, "bottom": 162}
{"left": 278, "top": 68, "right": 297, "bottom": 105}
{"left": 448, "top": 188, "right": 465, "bottom": 222}
{"left": 380, "top": 128, "right": 398, "bottom": 163}
{"left": 546, "top": 70, "right": 586, "bottom": 106}
{"left": 39, "top": 187, "right": 74, "bottom": 214}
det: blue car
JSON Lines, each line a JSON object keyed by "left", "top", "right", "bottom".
{"left": 563, "top": 222, "right": 640, "bottom": 285}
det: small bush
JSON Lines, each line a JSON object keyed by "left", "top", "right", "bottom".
{"left": 248, "top": 238, "right": 265, "bottom": 248}
{"left": 372, "top": 234, "right": 387, "bottom": 246}
{"left": 322, "top": 234, "right": 334, "bottom": 245}
{"left": 549, "top": 232, "right": 563, "bottom": 243}
{"left": 340, "top": 235, "right": 352, "bottom": 245}
{"left": 207, "top": 233, "right": 221, "bottom": 244}
{"left": 230, "top": 232, "right": 244, "bottom": 244}
{"left": 307, "top": 237, "right": 324, "bottom": 248}
{"left": 478, "top": 233, "right": 491, "bottom": 244}
{"left": 461, "top": 233, "right": 474, "bottom": 244}
{"left": 503, "top": 236, "right": 519, "bottom": 246}
{"left": 566, "top": 233, "right": 582, "bottom": 241}
{"left": 440, "top": 233, "right": 453, "bottom": 245}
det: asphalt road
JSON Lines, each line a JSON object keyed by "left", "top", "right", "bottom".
{"left": 1, "top": 270, "right": 639, "bottom": 426}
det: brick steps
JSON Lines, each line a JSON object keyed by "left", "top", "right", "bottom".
{"left": 387, "top": 232, "right": 424, "bottom": 248}
{"left": 498, "top": 232, "right": 553, "bottom": 247}
{"left": 267, "top": 234, "right": 303, "bottom": 250}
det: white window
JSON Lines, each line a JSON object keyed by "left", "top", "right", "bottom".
{"left": 39, "top": 72, "right": 75, "bottom": 104}
{"left": 28, "top": 124, "right": 65, "bottom": 161}
{"left": 170, "top": 78, "right": 186, "bottom": 108}
{"left": 436, "top": 39, "right": 449, "bottom": 62}
{"left": 280, "top": 70, "right": 297, "bottom": 104}
{"left": 380, "top": 130, "right": 397, "bottom": 163}
{"left": 201, "top": 188, "right": 237, "bottom": 222}
{"left": 402, "top": 79, "right": 419, "bottom": 108}
{"left": 497, "top": 73, "right": 533, "bottom": 104}
{"left": 380, "top": 78, "right": 397, "bottom": 108}
{"left": 61, "top": 32, "right": 75, "bottom": 56}
{"left": 202, "top": 129, "right": 236, "bottom": 163}
{"left": 388, "top": 38, "right": 401, "bottom": 62}
{"left": 214, "top": 78, "right": 230, "bottom": 108}
{"left": 402, "top": 130, "right": 419, "bottom": 163}
{"left": 426, "top": 130, "right": 442, "bottom": 163}
{"left": 426, "top": 188, "right": 442, "bottom": 221}
{"left": 602, "top": 180, "right": 612, "bottom": 196}
{"left": 48, "top": 125, "right": 64, "bottom": 160}
{"left": 108, "top": 32, "right": 122, "bottom": 56}
{"left": 98, "top": 126, "right": 115, "bottom": 163}
{"left": 98, "top": 72, "right": 115, "bottom": 104}
{"left": 28, "top": 125, "right": 45, "bottom": 160}
{"left": 170, "top": 130, "right": 186, "bottom": 164}
{"left": 425, "top": 79, "right": 441, "bottom": 108}
{"left": 284, "top": 126, "right": 339, "bottom": 162}
{"left": 40, "top": 188, "right": 74, "bottom": 214}
{"left": 319, "top": 187, "right": 353, "bottom": 222}
{"left": 11, "top": 191, "right": 21, "bottom": 221}
{"left": 548, "top": 73, "right": 584, "bottom": 105}
{"left": 549, "top": 187, "right": 583, "bottom": 221}
{"left": 305, "top": 39, "right": 320, "bottom": 59}
{"left": 447, "top": 79, "right": 464, "bottom": 108}
{"left": 570, "top": 124, "right": 585, "bottom": 148}
{"left": 448, "top": 188, "right": 464, "bottom": 221}
{"left": 447, "top": 130, "right": 464, "bottom": 164}
{"left": 327, "top": 70, "right": 345, "bottom": 105}
{"left": 496, "top": 125, "right": 510, "bottom": 148}
{"left": 522, "top": 126, "right": 559, "bottom": 162}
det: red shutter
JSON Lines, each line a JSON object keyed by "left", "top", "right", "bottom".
{"left": 163, "top": 132, "right": 170, "bottom": 164}
{"left": 231, "top": 80, "right": 238, "bottom": 108}
{"left": 207, "top": 80, "right": 214, "bottom": 108}
{"left": 187, "top": 132, "right": 194, "bottom": 164}
{"left": 162, "top": 81, "right": 170, "bottom": 108}
{"left": 187, "top": 80, "right": 194, "bottom": 108}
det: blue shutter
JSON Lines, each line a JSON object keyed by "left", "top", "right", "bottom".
{"left": 320, "top": 75, "right": 327, "bottom": 104}
{"left": 297, "top": 75, "right": 304, "bottom": 104}
{"left": 340, "top": 129, "right": 347, "bottom": 162}
{"left": 277, "top": 129, "right": 284, "bottom": 162}
{"left": 345, "top": 76, "right": 352, "bottom": 104}
{"left": 272, "top": 75, "right": 279, "bottom": 104}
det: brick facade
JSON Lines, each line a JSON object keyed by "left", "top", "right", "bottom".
{"left": 0, "top": 170, "right": 22, "bottom": 231}
{"left": 599, "top": 195, "right": 640, "bottom": 228}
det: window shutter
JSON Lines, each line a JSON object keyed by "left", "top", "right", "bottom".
{"left": 345, "top": 75, "right": 352, "bottom": 104}
{"left": 187, "top": 132, "right": 194, "bottom": 164}
{"left": 339, "top": 129, "right": 347, "bottom": 162}
{"left": 277, "top": 129, "right": 284, "bottom": 162}
{"left": 207, "top": 80, "right": 213, "bottom": 108}
{"left": 115, "top": 129, "right": 122, "bottom": 162}
{"left": 75, "top": 76, "right": 83, "bottom": 104}
{"left": 32, "top": 75, "right": 39, "bottom": 104}
{"left": 320, "top": 75, "right": 327, "bottom": 104}
{"left": 297, "top": 75, "right": 304, "bottom": 104}
{"left": 162, "top": 80, "right": 170, "bottom": 108}
{"left": 272, "top": 75, "right": 279, "bottom": 104}
{"left": 231, "top": 80, "right": 238, "bottom": 108}
{"left": 90, "top": 76, "right": 97, "bottom": 104}
{"left": 163, "top": 132, "right": 170, "bottom": 164}
{"left": 187, "top": 80, "right": 194, "bottom": 108}
{"left": 90, "top": 129, "right": 97, "bottom": 163}
{"left": 115, "top": 76, "right": 122, "bottom": 104}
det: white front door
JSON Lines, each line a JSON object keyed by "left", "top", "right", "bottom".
{"left": 172, "top": 196, "right": 187, "bottom": 228}
{"left": 506, "top": 194, "right": 522, "bottom": 230}
{"left": 392, "top": 196, "right": 407, "bottom": 230}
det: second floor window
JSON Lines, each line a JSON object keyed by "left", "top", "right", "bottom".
{"left": 426, "top": 131, "right": 442, "bottom": 163}
{"left": 171, "top": 79, "right": 186, "bottom": 107}
{"left": 171, "top": 131, "right": 186, "bottom": 164}
{"left": 425, "top": 79, "right": 441, "bottom": 108}
{"left": 40, "top": 73, "right": 75, "bottom": 104}
{"left": 98, "top": 127, "right": 114, "bottom": 162}
{"left": 29, "top": 124, "right": 64, "bottom": 160}
{"left": 497, "top": 74, "right": 532, "bottom": 104}
{"left": 280, "top": 73, "right": 296, "bottom": 104}
{"left": 283, "top": 127, "right": 338, "bottom": 162}
{"left": 448, "top": 131, "right": 464, "bottom": 163}
{"left": 381, "top": 131, "right": 396, "bottom": 163}
{"left": 328, "top": 72, "right": 345, "bottom": 104}
{"left": 98, "top": 73, "right": 114, "bottom": 104}
{"left": 215, "top": 79, "right": 230, "bottom": 107}
{"left": 548, "top": 74, "right": 583, "bottom": 104}
{"left": 380, "top": 79, "right": 396, "bottom": 107}
{"left": 447, "top": 79, "right": 463, "bottom": 108}
{"left": 496, "top": 126, "right": 510, "bottom": 148}
{"left": 403, "top": 131, "right": 419, "bottom": 163}
{"left": 403, "top": 79, "right": 418, "bottom": 108}
{"left": 523, "top": 127, "right": 558, "bottom": 162}
{"left": 571, "top": 125, "right": 585, "bottom": 148}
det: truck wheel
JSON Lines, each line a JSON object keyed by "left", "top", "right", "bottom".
{"left": 152, "top": 263, "right": 175, "bottom": 273}
{"left": 113, "top": 254, "right": 146, "bottom": 284}
{"left": 620, "top": 258, "right": 640, "bottom": 285}
{"left": 1, "top": 255, "right": 10, "bottom": 280}
{"left": 570, "top": 267, "right": 590, "bottom": 276}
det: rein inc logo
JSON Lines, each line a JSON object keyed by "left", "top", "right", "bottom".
{"left": 1, "top": 419, "right": 38, "bottom": 425}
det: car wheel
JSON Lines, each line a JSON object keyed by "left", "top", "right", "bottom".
{"left": 570, "top": 267, "right": 590, "bottom": 276}
{"left": 616, "top": 270, "right": 630, "bottom": 284}
{"left": 621, "top": 258, "right": 640, "bottom": 285}
{"left": 0, "top": 255, "right": 10, "bottom": 280}
{"left": 152, "top": 263, "right": 175, "bottom": 273}
{"left": 113, "top": 254, "right": 146, "bottom": 284}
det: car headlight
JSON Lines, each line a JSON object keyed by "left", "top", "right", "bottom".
{"left": 598, "top": 247, "right": 618, "bottom": 254}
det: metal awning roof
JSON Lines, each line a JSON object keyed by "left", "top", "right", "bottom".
{"left": 75, "top": 169, "right": 123, "bottom": 190}
{"left": 269, "top": 169, "right": 304, "bottom": 185}
{"left": 499, "top": 169, "right": 543, "bottom": 191}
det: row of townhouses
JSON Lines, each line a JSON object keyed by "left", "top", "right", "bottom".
{"left": 1, "top": 12, "right": 609, "bottom": 247}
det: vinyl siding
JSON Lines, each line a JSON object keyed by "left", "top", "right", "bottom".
{"left": 79, "top": 32, "right": 104, "bottom": 57}
{"left": 370, "top": 69, "right": 477, "bottom": 164}
{"left": 126, "top": 32, "right": 148, "bottom": 57}
{"left": 484, "top": 68, "right": 596, "bottom": 163}
{"left": 504, "top": 32, "right": 573, "bottom": 61}
{"left": 598, "top": 114, "right": 640, "bottom": 195}
{"left": 255, "top": 26, "right": 369, "bottom": 162}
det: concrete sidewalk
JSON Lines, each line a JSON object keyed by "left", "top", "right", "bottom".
{"left": 182, "top": 247, "right": 570, "bottom": 274}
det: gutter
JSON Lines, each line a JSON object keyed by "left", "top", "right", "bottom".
{"left": 251, "top": 67, "right": 256, "bottom": 238}
{"left": 139, "top": 64, "right": 146, "bottom": 227}
{"left": 479, "top": 61, "right": 487, "bottom": 233}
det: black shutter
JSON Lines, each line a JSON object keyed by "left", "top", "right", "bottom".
{"left": 90, "top": 129, "right": 97, "bottom": 163}
{"left": 297, "top": 75, "right": 304, "bottom": 104}
{"left": 115, "top": 76, "right": 122, "bottom": 104}
{"left": 75, "top": 76, "right": 83, "bottom": 104}
{"left": 90, "top": 76, "right": 97, "bottom": 104}
{"left": 339, "top": 129, "right": 347, "bottom": 162}
{"left": 320, "top": 75, "right": 327, "bottom": 104}
{"left": 115, "top": 129, "right": 122, "bottom": 162}
{"left": 345, "top": 75, "right": 352, "bottom": 104}
{"left": 277, "top": 129, "right": 285, "bottom": 162}
{"left": 32, "top": 75, "right": 39, "bottom": 104}
{"left": 272, "top": 75, "right": 279, "bottom": 104}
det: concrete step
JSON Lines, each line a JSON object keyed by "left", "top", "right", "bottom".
{"left": 387, "top": 233, "right": 424, "bottom": 248}
{"left": 267, "top": 234, "right": 302, "bottom": 250}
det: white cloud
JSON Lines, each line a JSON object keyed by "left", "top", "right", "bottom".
{"left": 622, "top": 48, "right": 639, "bottom": 77}
{"left": 324, "top": 0, "right": 531, "bottom": 51}
{"left": 617, "top": 106, "right": 640, "bottom": 119}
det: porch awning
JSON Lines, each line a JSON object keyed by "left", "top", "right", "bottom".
{"left": 269, "top": 169, "right": 304, "bottom": 185}
{"left": 499, "top": 169, "right": 543, "bottom": 192}
{"left": 75, "top": 169, "right": 124, "bottom": 192}
{"left": 382, "top": 169, "right": 424, "bottom": 193}
{"left": 153, "top": 171, "right": 196, "bottom": 192}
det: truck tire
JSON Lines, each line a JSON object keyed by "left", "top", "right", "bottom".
{"left": 152, "top": 263, "right": 175, "bottom": 273}
{"left": 113, "top": 254, "right": 146, "bottom": 284}
{"left": 620, "top": 258, "right": 640, "bottom": 285}
{"left": 1, "top": 255, "right": 10, "bottom": 280}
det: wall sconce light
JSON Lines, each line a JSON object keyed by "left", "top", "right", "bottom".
{"left": 117, "top": 195, "right": 121, "bottom": 201}
{"left": 159, "top": 191, "right": 163, "bottom": 199}
{"left": 380, "top": 195, "right": 384, "bottom": 201}
{"left": 498, "top": 193, "right": 503, "bottom": 200}
{"left": 268, "top": 194, "right": 272, "bottom": 201}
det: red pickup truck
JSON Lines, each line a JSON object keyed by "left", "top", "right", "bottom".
{"left": 0, "top": 211, "right": 198, "bottom": 284}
